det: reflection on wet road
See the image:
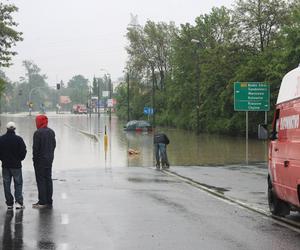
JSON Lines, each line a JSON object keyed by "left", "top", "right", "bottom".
{"left": 2, "top": 210, "right": 23, "bottom": 249}
{"left": 0, "top": 167, "right": 299, "bottom": 250}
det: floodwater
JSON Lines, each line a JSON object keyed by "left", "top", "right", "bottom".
{"left": 0, "top": 112, "right": 267, "bottom": 170}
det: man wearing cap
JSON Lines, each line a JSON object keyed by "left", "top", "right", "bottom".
{"left": 32, "top": 115, "right": 56, "bottom": 208}
{"left": 0, "top": 122, "right": 27, "bottom": 209}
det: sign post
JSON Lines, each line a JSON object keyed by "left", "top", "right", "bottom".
{"left": 144, "top": 107, "right": 153, "bottom": 121}
{"left": 234, "top": 82, "right": 270, "bottom": 164}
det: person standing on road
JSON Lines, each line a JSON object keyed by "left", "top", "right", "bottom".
{"left": 0, "top": 122, "right": 27, "bottom": 209}
{"left": 154, "top": 132, "right": 170, "bottom": 170}
{"left": 32, "top": 115, "right": 56, "bottom": 208}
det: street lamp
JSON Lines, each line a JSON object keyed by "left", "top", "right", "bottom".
{"left": 126, "top": 72, "right": 130, "bottom": 122}
{"left": 191, "top": 38, "right": 201, "bottom": 135}
{"left": 99, "top": 68, "right": 112, "bottom": 120}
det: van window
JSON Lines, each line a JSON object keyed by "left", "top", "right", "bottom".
{"left": 271, "top": 109, "right": 280, "bottom": 140}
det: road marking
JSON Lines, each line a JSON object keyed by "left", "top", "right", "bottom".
{"left": 61, "top": 193, "right": 67, "bottom": 199}
{"left": 163, "top": 169, "right": 300, "bottom": 233}
{"left": 61, "top": 214, "right": 69, "bottom": 225}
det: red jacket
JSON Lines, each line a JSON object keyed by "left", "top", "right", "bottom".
{"left": 33, "top": 115, "right": 56, "bottom": 168}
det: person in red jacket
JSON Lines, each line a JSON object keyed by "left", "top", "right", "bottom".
{"left": 32, "top": 115, "right": 56, "bottom": 208}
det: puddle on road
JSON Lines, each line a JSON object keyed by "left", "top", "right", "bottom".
{"left": 197, "top": 182, "right": 229, "bottom": 194}
{"left": 127, "top": 177, "right": 178, "bottom": 184}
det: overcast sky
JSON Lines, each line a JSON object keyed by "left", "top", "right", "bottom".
{"left": 4, "top": 0, "right": 235, "bottom": 85}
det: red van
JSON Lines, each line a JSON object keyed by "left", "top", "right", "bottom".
{"left": 259, "top": 66, "right": 300, "bottom": 216}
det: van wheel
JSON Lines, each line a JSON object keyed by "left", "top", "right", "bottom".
{"left": 268, "top": 179, "right": 290, "bottom": 216}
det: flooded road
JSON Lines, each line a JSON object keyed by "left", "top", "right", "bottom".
{"left": 0, "top": 112, "right": 267, "bottom": 170}
{"left": 2, "top": 112, "right": 300, "bottom": 250}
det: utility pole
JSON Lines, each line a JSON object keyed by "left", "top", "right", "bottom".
{"left": 191, "top": 39, "right": 201, "bottom": 135}
{"left": 127, "top": 73, "right": 130, "bottom": 122}
{"left": 151, "top": 66, "right": 155, "bottom": 128}
{"left": 109, "top": 76, "right": 112, "bottom": 121}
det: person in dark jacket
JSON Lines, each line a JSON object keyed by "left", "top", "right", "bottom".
{"left": 32, "top": 115, "right": 56, "bottom": 208}
{"left": 154, "top": 133, "right": 170, "bottom": 170}
{"left": 0, "top": 122, "right": 27, "bottom": 209}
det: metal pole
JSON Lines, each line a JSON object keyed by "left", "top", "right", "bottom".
{"left": 88, "top": 86, "right": 91, "bottom": 119}
{"left": 264, "top": 111, "right": 267, "bottom": 124}
{"left": 152, "top": 67, "right": 155, "bottom": 128}
{"left": 98, "top": 78, "right": 100, "bottom": 135}
{"left": 196, "top": 51, "right": 200, "bottom": 135}
{"left": 191, "top": 39, "right": 201, "bottom": 135}
{"left": 246, "top": 111, "right": 249, "bottom": 165}
{"left": 109, "top": 76, "right": 112, "bottom": 121}
{"left": 264, "top": 111, "right": 268, "bottom": 162}
{"left": 127, "top": 73, "right": 130, "bottom": 122}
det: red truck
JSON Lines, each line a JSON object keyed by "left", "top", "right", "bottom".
{"left": 259, "top": 66, "right": 300, "bottom": 216}
{"left": 71, "top": 104, "right": 87, "bottom": 114}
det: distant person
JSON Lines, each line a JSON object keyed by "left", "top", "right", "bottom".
{"left": 0, "top": 122, "right": 27, "bottom": 209}
{"left": 56, "top": 104, "right": 61, "bottom": 114}
{"left": 154, "top": 132, "right": 170, "bottom": 170}
{"left": 39, "top": 103, "right": 46, "bottom": 114}
{"left": 32, "top": 115, "right": 56, "bottom": 208}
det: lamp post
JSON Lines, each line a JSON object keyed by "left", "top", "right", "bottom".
{"left": 191, "top": 39, "right": 201, "bottom": 135}
{"left": 99, "top": 68, "right": 112, "bottom": 132}
{"left": 99, "top": 68, "right": 111, "bottom": 116}
{"left": 127, "top": 72, "right": 130, "bottom": 122}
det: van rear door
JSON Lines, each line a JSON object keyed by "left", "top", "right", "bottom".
{"left": 274, "top": 103, "right": 300, "bottom": 206}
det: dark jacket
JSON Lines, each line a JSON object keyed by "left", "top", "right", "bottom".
{"left": 0, "top": 130, "right": 27, "bottom": 168}
{"left": 154, "top": 133, "right": 170, "bottom": 145}
{"left": 33, "top": 115, "right": 56, "bottom": 168}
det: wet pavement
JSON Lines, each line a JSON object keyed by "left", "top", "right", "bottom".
{"left": 1, "top": 167, "right": 300, "bottom": 250}
{"left": 167, "top": 164, "right": 269, "bottom": 212}
{"left": 0, "top": 112, "right": 300, "bottom": 249}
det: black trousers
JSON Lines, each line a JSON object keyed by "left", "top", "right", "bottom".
{"left": 34, "top": 166, "right": 53, "bottom": 205}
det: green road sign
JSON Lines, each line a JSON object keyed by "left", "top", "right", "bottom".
{"left": 234, "top": 82, "right": 270, "bottom": 111}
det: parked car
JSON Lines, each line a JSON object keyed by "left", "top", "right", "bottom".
{"left": 71, "top": 104, "right": 87, "bottom": 114}
{"left": 124, "top": 120, "right": 152, "bottom": 132}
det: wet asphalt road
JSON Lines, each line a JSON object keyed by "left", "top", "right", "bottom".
{"left": 0, "top": 113, "right": 300, "bottom": 249}
{"left": 1, "top": 167, "right": 300, "bottom": 250}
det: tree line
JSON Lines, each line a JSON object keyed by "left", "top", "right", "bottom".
{"left": 0, "top": 59, "right": 112, "bottom": 113}
{"left": 0, "top": 2, "right": 112, "bottom": 113}
{"left": 115, "top": 0, "right": 300, "bottom": 136}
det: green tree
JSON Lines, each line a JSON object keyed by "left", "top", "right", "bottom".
{"left": 116, "top": 1, "right": 300, "bottom": 136}
{"left": 67, "top": 75, "right": 89, "bottom": 104}
{"left": 21, "top": 60, "right": 50, "bottom": 112}
{"left": 0, "top": 2, "right": 23, "bottom": 67}
{"left": 126, "top": 21, "right": 177, "bottom": 90}
{"left": 233, "top": 0, "right": 289, "bottom": 52}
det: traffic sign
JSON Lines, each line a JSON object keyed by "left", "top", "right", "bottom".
{"left": 234, "top": 82, "right": 270, "bottom": 111}
{"left": 143, "top": 107, "right": 153, "bottom": 115}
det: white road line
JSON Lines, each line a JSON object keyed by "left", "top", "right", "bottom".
{"left": 61, "top": 214, "right": 69, "bottom": 225}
